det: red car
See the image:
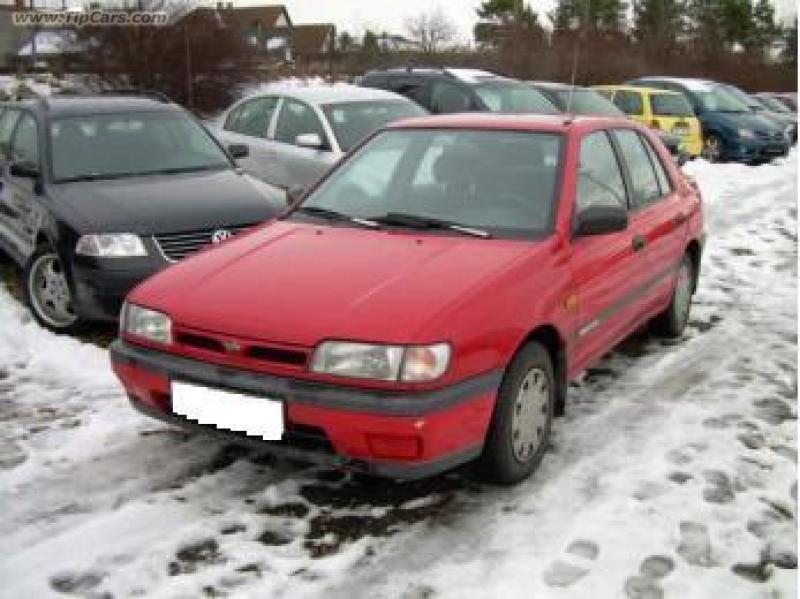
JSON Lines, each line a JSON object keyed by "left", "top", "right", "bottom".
{"left": 110, "top": 114, "right": 704, "bottom": 484}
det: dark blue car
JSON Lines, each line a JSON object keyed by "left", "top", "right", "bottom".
{"left": 628, "top": 77, "right": 789, "bottom": 163}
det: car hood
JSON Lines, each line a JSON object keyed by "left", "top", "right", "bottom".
{"left": 707, "top": 110, "right": 783, "bottom": 134}
{"left": 50, "top": 169, "right": 284, "bottom": 234}
{"left": 132, "top": 221, "right": 541, "bottom": 346}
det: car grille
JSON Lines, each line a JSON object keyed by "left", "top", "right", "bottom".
{"left": 153, "top": 223, "right": 255, "bottom": 262}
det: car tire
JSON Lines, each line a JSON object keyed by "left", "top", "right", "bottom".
{"left": 702, "top": 133, "right": 724, "bottom": 162}
{"left": 478, "top": 341, "right": 554, "bottom": 485}
{"left": 652, "top": 253, "right": 694, "bottom": 338}
{"left": 22, "top": 244, "right": 83, "bottom": 334}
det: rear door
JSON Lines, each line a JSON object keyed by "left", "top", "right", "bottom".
{"left": 0, "top": 108, "right": 22, "bottom": 253}
{"left": 217, "top": 96, "right": 281, "bottom": 184}
{"left": 3, "top": 111, "right": 41, "bottom": 259}
{"left": 272, "top": 97, "right": 335, "bottom": 190}
{"left": 569, "top": 130, "right": 653, "bottom": 372}
{"left": 611, "top": 128, "right": 688, "bottom": 312}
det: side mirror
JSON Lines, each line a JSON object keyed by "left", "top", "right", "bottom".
{"left": 575, "top": 204, "right": 628, "bottom": 237}
{"left": 287, "top": 185, "right": 306, "bottom": 205}
{"left": 228, "top": 143, "right": 249, "bottom": 159}
{"left": 295, "top": 133, "right": 324, "bottom": 150}
{"left": 10, "top": 160, "right": 39, "bottom": 179}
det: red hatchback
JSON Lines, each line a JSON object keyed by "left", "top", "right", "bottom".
{"left": 110, "top": 114, "right": 704, "bottom": 484}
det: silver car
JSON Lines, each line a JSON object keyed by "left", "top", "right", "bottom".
{"left": 214, "top": 85, "right": 427, "bottom": 191}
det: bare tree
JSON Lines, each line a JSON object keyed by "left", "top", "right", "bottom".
{"left": 405, "top": 7, "right": 457, "bottom": 53}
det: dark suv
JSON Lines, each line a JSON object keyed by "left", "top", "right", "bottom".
{"left": 359, "top": 68, "right": 559, "bottom": 114}
{"left": 0, "top": 95, "right": 283, "bottom": 332}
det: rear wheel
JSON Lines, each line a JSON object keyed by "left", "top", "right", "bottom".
{"left": 702, "top": 134, "right": 724, "bottom": 162}
{"left": 22, "top": 245, "right": 83, "bottom": 333}
{"left": 478, "top": 341, "right": 554, "bottom": 485}
{"left": 653, "top": 253, "right": 694, "bottom": 338}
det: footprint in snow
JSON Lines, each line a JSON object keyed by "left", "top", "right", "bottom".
{"left": 49, "top": 569, "right": 106, "bottom": 595}
{"left": 702, "top": 470, "right": 737, "bottom": 504}
{"left": 542, "top": 539, "right": 599, "bottom": 588}
{"left": 623, "top": 555, "right": 675, "bottom": 599}
{"left": 676, "top": 521, "right": 714, "bottom": 567}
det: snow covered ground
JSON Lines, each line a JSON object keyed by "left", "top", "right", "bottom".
{"left": 0, "top": 153, "right": 797, "bottom": 599}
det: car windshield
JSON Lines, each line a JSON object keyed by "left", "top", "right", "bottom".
{"left": 291, "top": 129, "right": 563, "bottom": 239}
{"left": 474, "top": 82, "right": 559, "bottom": 114}
{"left": 322, "top": 100, "right": 427, "bottom": 152}
{"left": 50, "top": 111, "right": 231, "bottom": 182}
{"left": 651, "top": 93, "right": 694, "bottom": 117}
{"left": 695, "top": 87, "right": 750, "bottom": 113}
{"left": 554, "top": 89, "right": 623, "bottom": 116}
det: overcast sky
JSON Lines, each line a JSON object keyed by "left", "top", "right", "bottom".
{"left": 238, "top": 0, "right": 798, "bottom": 41}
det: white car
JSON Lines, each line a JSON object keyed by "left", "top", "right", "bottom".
{"left": 214, "top": 85, "right": 427, "bottom": 191}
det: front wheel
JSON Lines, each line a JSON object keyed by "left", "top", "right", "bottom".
{"left": 478, "top": 341, "right": 554, "bottom": 485}
{"left": 22, "top": 245, "right": 83, "bottom": 333}
{"left": 652, "top": 254, "right": 694, "bottom": 338}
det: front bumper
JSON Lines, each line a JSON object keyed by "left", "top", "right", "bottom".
{"left": 70, "top": 255, "right": 166, "bottom": 321}
{"left": 110, "top": 340, "right": 500, "bottom": 480}
{"left": 724, "top": 137, "right": 789, "bottom": 162}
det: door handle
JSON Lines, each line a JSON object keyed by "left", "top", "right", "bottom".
{"left": 673, "top": 212, "right": 687, "bottom": 226}
{"left": 632, "top": 235, "right": 647, "bottom": 252}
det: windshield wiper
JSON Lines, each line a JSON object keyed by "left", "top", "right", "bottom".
{"left": 57, "top": 172, "right": 139, "bottom": 183}
{"left": 370, "top": 212, "right": 491, "bottom": 238}
{"left": 294, "top": 206, "right": 380, "bottom": 229}
{"left": 149, "top": 165, "right": 226, "bottom": 175}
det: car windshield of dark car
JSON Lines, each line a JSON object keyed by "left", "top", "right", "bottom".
{"left": 322, "top": 100, "right": 427, "bottom": 152}
{"left": 50, "top": 112, "right": 231, "bottom": 182}
{"left": 758, "top": 96, "right": 792, "bottom": 113}
{"left": 696, "top": 87, "right": 750, "bottom": 113}
{"left": 651, "top": 93, "right": 694, "bottom": 117}
{"left": 292, "top": 129, "right": 563, "bottom": 238}
{"left": 474, "top": 82, "right": 559, "bottom": 114}
{"left": 554, "top": 90, "right": 623, "bottom": 116}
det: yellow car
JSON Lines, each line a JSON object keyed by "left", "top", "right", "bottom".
{"left": 594, "top": 85, "right": 703, "bottom": 157}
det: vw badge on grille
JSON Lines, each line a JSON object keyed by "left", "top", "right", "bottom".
{"left": 211, "top": 229, "right": 233, "bottom": 244}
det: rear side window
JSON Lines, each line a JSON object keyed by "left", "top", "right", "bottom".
{"left": 613, "top": 90, "right": 644, "bottom": 115}
{"left": 430, "top": 81, "right": 472, "bottom": 113}
{"left": 10, "top": 113, "right": 38, "bottom": 164}
{"left": 224, "top": 97, "right": 279, "bottom": 137}
{"left": 641, "top": 134, "right": 672, "bottom": 195}
{"left": 650, "top": 93, "right": 694, "bottom": 117}
{"left": 576, "top": 131, "right": 627, "bottom": 212}
{"left": 0, "top": 108, "right": 20, "bottom": 152}
{"left": 613, "top": 129, "right": 662, "bottom": 209}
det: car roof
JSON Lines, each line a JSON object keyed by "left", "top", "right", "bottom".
{"left": 364, "top": 67, "right": 500, "bottom": 84}
{"left": 0, "top": 95, "right": 182, "bottom": 118}
{"left": 243, "top": 84, "right": 408, "bottom": 105}
{"left": 594, "top": 84, "right": 683, "bottom": 96}
{"left": 635, "top": 77, "right": 717, "bottom": 92}
{"left": 387, "top": 112, "right": 629, "bottom": 133}
{"left": 528, "top": 81, "right": 592, "bottom": 92}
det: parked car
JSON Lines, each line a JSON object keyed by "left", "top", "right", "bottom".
{"left": 527, "top": 81, "right": 686, "bottom": 160}
{"left": 214, "top": 85, "right": 426, "bottom": 191}
{"left": 628, "top": 77, "right": 789, "bottom": 163}
{"left": 0, "top": 95, "right": 283, "bottom": 332}
{"left": 359, "top": 67, "right": 560, "bottom": 115}
{"left": 111, "top": 113, "right": 704, "bottom": 484}
{"left": 720, "top": 84, "right": 797, "bottom": 144}
{"left": 593, "top": 85, "right": 703, "bottom": 157}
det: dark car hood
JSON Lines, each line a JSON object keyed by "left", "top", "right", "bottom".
{"left": 707, "top": 110, "right": 782, "bottom": 134}
{"left": 50, "top": 169, "right": 284, "bottom": 234}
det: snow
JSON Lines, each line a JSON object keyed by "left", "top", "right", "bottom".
{"left": 0, "top": 152, "right": 797, "bottom": 598}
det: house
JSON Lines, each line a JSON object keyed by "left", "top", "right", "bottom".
{"left": 377, "top": 34, "right": 422, "bottom": 52}
{"left": 210, "top": 3, "right": 294, "bottom": 63}
{"left": 292, "top": 23, "right": 335, "bottom": 71}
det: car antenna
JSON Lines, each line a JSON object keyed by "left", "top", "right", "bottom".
{"left": 565, "top": 34, "right": 580, "bottom": 120}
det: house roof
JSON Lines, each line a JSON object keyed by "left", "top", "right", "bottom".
{"left": 293, "top": 23, "right": 334, "bottom": 56}
{"left": 216, "top": 4, "right": 291, "bottom": 31}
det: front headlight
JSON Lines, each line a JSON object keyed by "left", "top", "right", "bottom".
{"left": 311, "top": 341, "right": 450, "bottom": 382}
{"left": 121, "top": 303, "right": 172, "bottom": 344}
{"left": 76, "top": 234, "right": 147, "bottom": 257}
{"left": 737, "top": 128, "right": 755, "bottom": 140}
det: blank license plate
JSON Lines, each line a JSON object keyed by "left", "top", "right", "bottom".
{"left": 171, "top": 381, "right": 284, "bottom": 440}
{"left": 672, "top": 125, "right": 690, "bottom": 136}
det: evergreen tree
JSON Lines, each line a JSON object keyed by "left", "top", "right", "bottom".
{"left": 781, "top": 17, "right": 797, "bottom": 66}
{"left": 632, "top": 0, "right": 687, "bottom": 53}
{"left": 551, "top": 0, "right": 629, "bottom": 32}
{"left": 474, "top": 0, "right": 541, "bottom": 44}
{"left": 747, "top": 0, "right": 780, "bottom": 56}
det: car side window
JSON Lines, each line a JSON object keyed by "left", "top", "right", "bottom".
{"left": 0, "top": 108, "right": 20, "bottom": 157}
{"left": 274, "top": 98, "right": 329, "bottom": 148}
{"left": 396, "top": 78, "right": 433, "bottom": 111}
{"left": 10, "top": 113, "right": 39, "bottom": 165}
{"left": 430, "top": 81, "right": 471, "bottom": 113}
{"left": 576, "top": 131, "right": 627, "bottom": 213}
{"left": 613, "top": 91, "right": 644, "bottom": 115}
{"left": 641, "top": 134, "right": 672, "bottom": 195}
{"left": 613, "top": 129, "right": 662, "bottom": 209}
{"left": 224, "top": 97, "right": 278, "bottom": 138}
